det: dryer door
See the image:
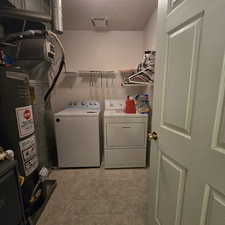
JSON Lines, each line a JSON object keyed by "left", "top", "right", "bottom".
{"left": 105, "top": 122, "right": 146, "bottom": 148}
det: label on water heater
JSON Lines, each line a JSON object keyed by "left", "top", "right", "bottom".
{"left": 16, "top": 105, "right": 35, "bottom": 138}
{"left": 19, "top": 135, "right": 39, "bottom": 176}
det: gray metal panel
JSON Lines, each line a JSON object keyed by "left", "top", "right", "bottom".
{"left": 24, "top": 0, "right": 51, "bottom": 15}
{"left": 30, "top": 80, "right": 56, "bottom": 167}
{"left": 0, "top": 0, "right": 52, "bottom": 22}
{"left": 7, "top": 0, "right": 24, "bottom": 8}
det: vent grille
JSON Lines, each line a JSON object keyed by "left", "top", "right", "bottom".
{"left": 90, "top": 17, "right": 109, "bottom": 31}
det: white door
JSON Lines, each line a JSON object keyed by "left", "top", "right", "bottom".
{"left": 148, "top": 0, "right": 225, "bottom": 225}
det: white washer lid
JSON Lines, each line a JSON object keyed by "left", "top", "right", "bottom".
{"left": 55, "top": 108, "right": 100, "bottom": 117}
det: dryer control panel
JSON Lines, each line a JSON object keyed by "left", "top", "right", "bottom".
{"left": 105, "top": 99, "right": 125, "bottom": 111}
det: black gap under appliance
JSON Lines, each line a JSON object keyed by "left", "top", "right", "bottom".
{"left": 0, "top": 160, "right": 25, "bottom": 225}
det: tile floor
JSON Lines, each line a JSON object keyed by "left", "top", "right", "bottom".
{"left": 37, "top": 167, "right": 149, "bottom": 225}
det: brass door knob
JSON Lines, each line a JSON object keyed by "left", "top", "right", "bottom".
{"left": 148, "top": 132, "right": 158, "bottom": 141}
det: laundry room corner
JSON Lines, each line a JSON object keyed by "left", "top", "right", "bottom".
{"left": 0, "top": 0, "right": 158, "bottom": 224}
{"left": 50, "top": 30, "right": 152, "bottom": 113}
{"left": 1, "top": 0, "right": 225, "bottom": 224}
{"left": 49, "top": 27, "right": 157, "bottom": 166}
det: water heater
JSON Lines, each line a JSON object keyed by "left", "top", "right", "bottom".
{"left": 0, "top": 68, "right": 39, "bottom": 210}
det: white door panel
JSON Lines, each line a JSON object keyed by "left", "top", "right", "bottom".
{"left": 212, "top": 58, "right": 225, "bottom": 154}
{"left": 168, "top": 0, "right": 184, "bottom": 13}
{"left": 200, "top": 185, "right": 225, "bottom": 225}
{"left": 162, "top": 14, "right": 202, "bottom": 137}
{"left": 148, "top": 0, "right": 225, "bottom": 225}
{"left": 155, "top": 153, "right": 186, "bottom": 225}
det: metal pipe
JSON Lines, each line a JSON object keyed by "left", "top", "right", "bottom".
{"left": 52, "top": 0, "right": 63, "bottom": 34}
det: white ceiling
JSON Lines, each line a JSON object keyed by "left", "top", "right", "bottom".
{"left": 62, "top": 0, "right": 158, "bottom": 31}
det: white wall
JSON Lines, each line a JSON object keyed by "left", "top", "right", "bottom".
{"left": 51, "top": 30, "right": 153, "bottom": 112}
{"left": 142, "top": 6, "right": 158, "bottom": 109}
{"left": 143, "top": 7, "right": 158, "bottom": 51}
{"left": 61, "top": 30, "right": 143, "bottom": 71}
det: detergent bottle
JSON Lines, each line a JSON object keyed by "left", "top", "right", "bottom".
{"left": 124, "top": 96, "right": 136, "bottom": 114}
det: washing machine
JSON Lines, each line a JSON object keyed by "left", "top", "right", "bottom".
{"left": 104, "top": 99, "right": 148, "bottom": 168}
{"left": 54, "top": 101, "right": 100, "bottom": 168}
